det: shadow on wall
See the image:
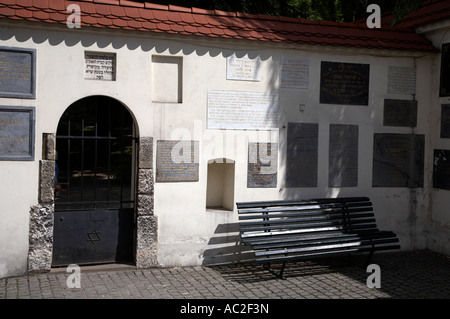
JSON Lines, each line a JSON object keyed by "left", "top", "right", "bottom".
{"left": 202, "top": 222, "right": 255, "bottom": 266}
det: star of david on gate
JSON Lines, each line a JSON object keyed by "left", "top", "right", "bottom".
{"left": 87, "top": 229, "right": 101, "bottom": 245}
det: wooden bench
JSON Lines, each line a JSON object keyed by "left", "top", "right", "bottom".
{"left": 237, "top": 197, "right": 400, "bottom": 278}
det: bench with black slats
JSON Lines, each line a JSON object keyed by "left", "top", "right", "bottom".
{"left": 237, "top": 197, "right": 400, "bottom": 278}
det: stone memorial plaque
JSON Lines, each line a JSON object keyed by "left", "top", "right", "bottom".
{"left": 383, "top": 99, "right": 418, "bottom": 127}
{"left": 280, "top": 58, "right": 309, "bottom": 89}
{"left": 207, "top": 90, "right": 279, "bottom": 130}
{"left": 328, "top": 124, "right": 358, "bottom": 187}
{"left": 433, "top": 149, "right": 450, "bottom": 190}
{"left": 286, "top": 123, "right": 318, "bottom": 187}
{"left": 387, "top": 66, "right": 416, "bottom": 95}
{"left": 0, "top": 106, "right": 35, "bottom": 160}
{"left": 226, "top": 54, "right": 260, "bottom": 81}
{"left": 156, "top": 140, "right": 199, "bottom": 182}
{"left": 440, "top": 104, "right": 450, "bottom": 138}
{"left": 0, "top": 46, "right": 36, "bottom": 99}
{"left": 372, "top": 133, "right": 424, "bottom": 188}
{"left": 439, "top": 43, "right": 450, "bottom": 97}
{"left": 320, "top": 61, "right": 370, "bottom": 105}
{"left": 248, "top": 142, "right": 278, "bottom": 188}
{"left": 85, "top": 52, "right": 116, "bottom": 81}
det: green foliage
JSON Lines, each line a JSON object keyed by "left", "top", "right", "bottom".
{"left": 132, "top": 0, "right": 427, "bottom": 23}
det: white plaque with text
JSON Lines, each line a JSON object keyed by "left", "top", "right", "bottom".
{"left": 280, "top": 58, "right": 309, "bottom": 89}
{"left": 387, "top": 66, "right": 416, "bottom": 94}
{"left": 85, "top": 52, "right": 116, "bottom": 81}
{"left": 207, "top": 90, "right": 279, "bottom": 130}
{"left": 226, "top": 54, "right": 261, "bottom": 81}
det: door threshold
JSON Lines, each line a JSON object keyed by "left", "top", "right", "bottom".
{"left": 50, "top": 262, "right": 136, "bottom": 274}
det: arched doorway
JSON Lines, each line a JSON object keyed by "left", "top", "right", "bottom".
{"left": 52, "top": 96, "right": 137, "bottom": 266}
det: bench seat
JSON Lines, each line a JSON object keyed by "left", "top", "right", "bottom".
{"left": 237, "top": 197, "right": 400, "bottom": 278}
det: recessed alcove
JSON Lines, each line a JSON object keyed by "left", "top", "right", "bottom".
{"left": 206, "top": 159, "right": 235, "bottom": 212}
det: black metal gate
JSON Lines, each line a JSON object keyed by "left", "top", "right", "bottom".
{"left": 52, "top": 96, "right": 137, "bottom": 266}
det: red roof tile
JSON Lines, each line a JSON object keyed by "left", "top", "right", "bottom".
{"left": 396, "top": 0, "right": 450, "bottom": 28}
{"left": 0, "top": 0, "right": 439, "bottom": 53}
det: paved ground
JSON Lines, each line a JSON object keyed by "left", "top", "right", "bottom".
{"left": 1, "top": 250, "right": 449, "bottom": 300}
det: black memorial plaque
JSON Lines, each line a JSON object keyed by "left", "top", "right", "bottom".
{"left": 156, "top": 140, "right": 199, "bottom": 182}
{"left": 383, "top": 99, "right": 418, "bottom": 127}
{"left": 0, "top": 47, "right": 36, "bottom": 99}
{"left": 320, "top": 61, "right": 370, "bottom": 105}
{"left": 440, "top": 43, "right": 450, "bottom": 97}
{"left": 247, "top": 142, "right": 278, "bottom": 188}
{"left": 328, "top": 124, "right": 358, "bottom": 187}
{"left": 0, "top": 106, "right": 35, "bottom": 161}
{"left": 440, "top": 104, "right": 450, "bottom": 138}
{"left": 372, "top": 133, "right": 424, "bottom": 188}
{"left": 433, "top": 149, "right": 450, "bottom": 190}
{"left": 286, "top": 123, "right": 318, "bottom": 187}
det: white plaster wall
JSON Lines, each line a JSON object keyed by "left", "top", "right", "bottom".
{"left": 0, "top": 20, "right": 442, "bottom": 276}
{"left": 419, "top": 24, "right": 450, "bottom": 255}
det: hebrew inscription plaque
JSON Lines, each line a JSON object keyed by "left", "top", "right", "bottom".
{"left": 383, "top": 99, "right": 418, "bottom": 127}
{"left": 372, "top": 133, "right": 424, "bottom": 188}
{"left": 207, "top": 90, "right": 279, "bottom": 130}
{"left": 227, "top": 54, "right": 260, "bottom": 81}
{"left": 440, "top": 104, "right": 450, "bottom": 138}
{"left": 387, "top": 66, "right": 416, "bottom": 95}
{"left": 0, "top": 47, "right": 36, "bottom": 98}
{"left": 286, "top": 123, "right": 318, "bottom": 187}
{"left": 85, "top": 52, "right": 116, "bottom": 81}
{"left": 0, "top": 106, "right": 35, "bottom": 160}
{"left": 247, "top": 142, "right": 278, "bottom": 188}
{"left": 328, "top": 124, "right": 358, "bottom": 187}
{"left": 433, "top": 149, "right": 450, "bottom": 190}
{"left": 320, "top": 61, "right": 369, "bottom": 105}
{"left": 156, "top": 140, "right": 199, "bottom": 182}
{"left": 440, "top": 43, "right": 450, "bottom": 97}
{"left": 280, "top": 58, "right": 309, "bottom": 89}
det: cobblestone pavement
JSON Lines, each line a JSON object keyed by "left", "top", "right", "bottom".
{"left": 1, "top": 250, "right": 449, "bottom": 300}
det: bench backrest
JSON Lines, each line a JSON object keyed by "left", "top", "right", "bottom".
{"left": 237, "top": 197, "right": 378, "bottom": 242}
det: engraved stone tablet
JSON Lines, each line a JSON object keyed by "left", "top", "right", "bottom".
{"left": 0, "top": 105, "right": 35, "bottom": 160}
{"left": 85, "top": 52, "right": 116, "bottom": 81}
{"left": 372, "top": 133, "right": 424, "bottom": 188}
{"left": 207, "top": 90, "right": 278, "bottom": 130}
{"left": 248, "top": 142, "right": 278, "bottom": 188}
{"left": 156, "top": 140, "right": 199, "bottom": 182}
{"left": 0, "top": 47, "right": 36, "bottom": 99}
{"left": 433, "top": 149, "right": 450, "bottom": 190}
{"left": 440, "top": 43, "right": 450, "bottom": 97}
{"left": 440, "top": 104, "right": 450, "bottom": 138}
{"left": 383, "top": 99, "right": 418, "bottom": 127}
{"left": 280, "top": 58, "right": 309, "bottom": 89}
{"left": 387, "top": 66, "right": 416, "bottom": 95}
{"left": 286, "top": 123, "right": 318, "bottom": 187}
{"left": 320, "top": 61, "right": 370, "bottom": 105}
{"left": 328, "top": 124, "right": 358, "bottom": 187}
{"left": 226, "top": 54, "right": 260, "bottom": 81}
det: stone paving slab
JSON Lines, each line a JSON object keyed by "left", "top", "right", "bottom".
{"left": 1, "top": 250, "right": 449, "bottom": 300}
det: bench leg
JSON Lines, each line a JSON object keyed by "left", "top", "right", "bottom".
{"left": 264, "top": 262, "right": 287, "bottom": 280}
{"left": 365, "top": 251, "right": 374, "bottom": 268}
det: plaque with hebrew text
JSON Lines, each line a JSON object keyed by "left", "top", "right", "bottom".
{"left": 329, "top": 124, "right": 358, "bottom": 187}
{"left": 320, "top": 61, "right": 369, "bottom": 105}
{"left": 156, "top": 140, "right": 199, "bottom": 182}
{"left": 247, "top": 142, "right": 278, "bottom": 188}
{"left": 0, "top": 47, "right": 36, "bottom": 99}
{"left": 286, "top": 123, "right": 318, "bottom": 187}
{"left": 0, "top": 106, "right": 35, "bottom": 160}
{"left": 372, "top": 133, "right": 424, "bottom": 188}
